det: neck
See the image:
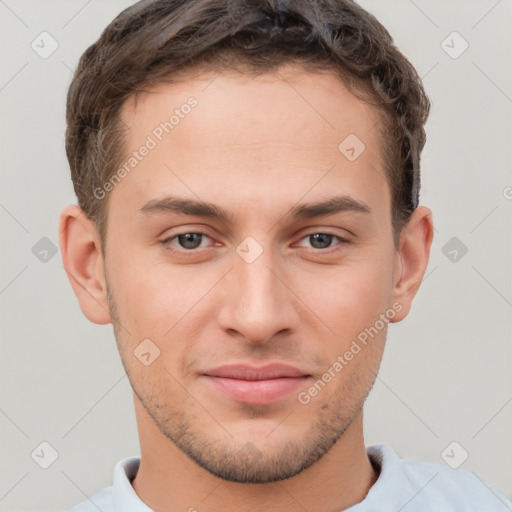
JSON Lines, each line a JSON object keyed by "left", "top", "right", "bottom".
{"left": 131, "top": 395, "right": 378, "bottom": 512}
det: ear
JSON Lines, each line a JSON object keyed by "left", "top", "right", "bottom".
{"left": 390, "top": 206, "right": 434, "bottom": 322}
{"left": 58, "top": 205, "right": 111, "bottom": 325}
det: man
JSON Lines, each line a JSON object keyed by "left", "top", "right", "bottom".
{"left": 60, "top": 0, "right": 511, "bottom": 510}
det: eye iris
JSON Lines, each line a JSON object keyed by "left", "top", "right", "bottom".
{"left": 178, "top": 233, "right": 202, "bottom": 249}
{"left": 310, "top": 233, "right": 332, "bottom": 249}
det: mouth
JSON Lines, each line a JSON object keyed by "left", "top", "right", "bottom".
{"left": 201, "top": 363, "right": 311, "bottom": 405}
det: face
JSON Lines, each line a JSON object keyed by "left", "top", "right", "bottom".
{"left": 101, "top": 65, "right": 403, "bottom": 483}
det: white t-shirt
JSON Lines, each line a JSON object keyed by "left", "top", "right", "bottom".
{"left": 66, "top": 444, "right": 512, "bottom": 511}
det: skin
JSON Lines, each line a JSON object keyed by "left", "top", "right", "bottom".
{"left": 59, "top": 64, "right": 433, "bottom": 512}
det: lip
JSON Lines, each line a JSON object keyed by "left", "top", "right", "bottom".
{"left": 202, "top": 363, "right": 311, "bottom": 404}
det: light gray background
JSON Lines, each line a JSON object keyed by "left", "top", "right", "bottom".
{"left": 1, "top": 0, "right": 511, "bottom": 510}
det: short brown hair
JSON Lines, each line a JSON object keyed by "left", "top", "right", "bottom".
{"left": 65, "top": 0, "right": 430, "bottom": 249}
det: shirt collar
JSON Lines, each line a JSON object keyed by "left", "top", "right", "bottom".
{"left": 112, "top": 456, "right": 153, "bottom": 511}
{"left": 111, "top": 444, "right": 399, "bottom": 511}
{"left": 350, "top": 443, "right": 413, "bottom": 511}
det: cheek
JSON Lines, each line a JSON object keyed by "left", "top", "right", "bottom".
{"left": 114, "top": 272, "right": 163, "bottom": 328}
{"left": 107, "top": 249, "right": 218, "bottom": 350}
{"left": 293, "top": 254, "right": 393, "bottom": 334}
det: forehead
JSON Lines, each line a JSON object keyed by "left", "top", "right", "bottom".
{"left": 122, "top": 65, "right": 381, "bottom": 151}
{"left": 112, "top": 65, "right": 388, "bottom": 223}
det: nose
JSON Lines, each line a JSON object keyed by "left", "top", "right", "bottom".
{"left": 217, "top": 243, "right": 299, "bottom": 345}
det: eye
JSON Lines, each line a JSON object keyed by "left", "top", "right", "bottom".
{"left": 162, "top": 232, "right": 213, "bottom": 250}
{"left": 296, "top": 232, "right": 350, "bottom": 250}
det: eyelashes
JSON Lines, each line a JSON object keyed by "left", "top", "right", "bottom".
{"left": 163, "top": 232, "right": 212, "bottom": 250}
{"left": 161, "top": 231, "right": 351, "bottom": 256}
{"left": 294, "top": 233, "right": 350, "bottom": 250}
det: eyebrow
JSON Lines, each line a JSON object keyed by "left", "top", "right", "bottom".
{"left": 140, "top": 196, "right": 234, "bottom": 222}
{"left": 139, "top": 195, "right": 372, "bottom": 223}
{"left": 289, "top": 195, "right": 371, "bottom": 220}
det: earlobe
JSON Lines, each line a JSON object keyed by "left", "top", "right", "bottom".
{"left": 58, "top": 205, "right": 112, "bottom": 325}
{"left": 390, "top": 206, "right": 434, "bottom": 323}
